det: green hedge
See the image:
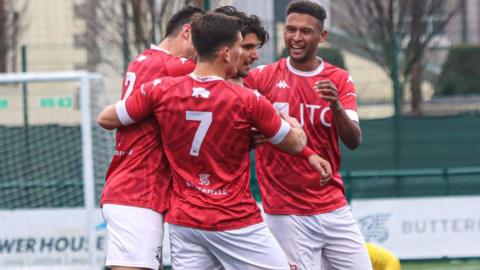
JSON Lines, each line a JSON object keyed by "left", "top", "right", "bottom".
{"left": 280, "top": 46, "right": 347, "bottom": 69}
{"left": 435, "top": 45, "right": 480, "bottom": 96}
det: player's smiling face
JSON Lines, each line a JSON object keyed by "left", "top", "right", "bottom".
{"left": 284, "top": 13, "right": 325, "bottom": 63}
{"left": 237, "top": 33, "right": 261, "bottom": 78}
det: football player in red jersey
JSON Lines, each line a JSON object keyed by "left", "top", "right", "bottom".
{"left": 217, "top": 6, "right": 332, "bottom": 177}
{"left": 244, "top": 1, "right": 372, "bottom": 269}
{"left": 98, "top": 13, "right": 324, "bottom": 270}
{"left": 100, "top": 6, "right": 204, "bottom": 270}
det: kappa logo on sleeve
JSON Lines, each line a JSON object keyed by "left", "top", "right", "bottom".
{"left": 135, "top": 54, "right": 148, "bottom": 62}
{"left": 192, "top": 87, "right": 211, "bottom": 99}
{"left": 153, "top": 79, "right": 162, "bottom": 86}
{"left": 347, "top": 75, "right": 354, "bottom": 83}
{"left": 253, "top": 90, "right": 261, "bottom": 101}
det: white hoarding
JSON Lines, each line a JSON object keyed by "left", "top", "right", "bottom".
{"left": 0, "top": 208, "right": 171, "bottom": 270}
{"left": 351, "top": 196, "right": 480, "bottom": 259}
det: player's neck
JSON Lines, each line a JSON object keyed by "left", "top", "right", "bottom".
{"left": 227, "top": 77, "right": 244, "bottom": 86}
{"left": 192, "top": 61, "right": 227, "bottom": 79}
{"left": 289, "top": 56, "right": 321, "bottom": 72}
{"left": 158, "top": 38, "right": 183, "bottom": 57}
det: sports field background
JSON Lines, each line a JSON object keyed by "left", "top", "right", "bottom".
{"left": 0, "top": 0, "right": 479, "bottom": 269}
{"left": 402, "top": 260, "right": 480, "bottom": 270}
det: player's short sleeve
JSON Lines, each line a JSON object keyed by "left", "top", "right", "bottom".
{"left": 115, "top": 81, "right": 157, "bottom": 126}
{"left": 165, "top": 57, "right": 196, "bottom": 77}
{"left": 244, "top": 64, "right": 273, "bottom": 96}
{"left": 243, "top": 66, "right": 261, "bottom": 89}
{"left": 337, "top": 72, "right": 359, "bottom": 123}
{"left": 245, "top": 91, "right": 291, "bottom": 145}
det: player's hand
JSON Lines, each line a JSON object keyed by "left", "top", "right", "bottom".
{"left": 250, "top": 128, "right": 268, "bottom": 149}
{"left": 280, "top": 111, "right": 301, "bottom": 128}
{"left": 307, "top": 154, "right": 332, "bottom": 185}
{"left": 315, "top": 80, "right": 341, "bottom": 111}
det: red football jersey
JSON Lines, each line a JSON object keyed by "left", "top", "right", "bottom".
{"left": 244, "top": 57, "right": 359, "bottom": 215}
{"left": 116, "top": 74, "right": 290, "bottom": 230}
{"left": 101, "top": 45, "right": 196, "bottom": 213}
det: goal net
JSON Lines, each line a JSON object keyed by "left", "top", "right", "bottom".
{"left": 0, "top": 71, "right": 114, "bottom": 270}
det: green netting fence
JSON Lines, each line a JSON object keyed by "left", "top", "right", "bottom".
{"left": 1, "top": 114, "right": 479, "bottom": 208}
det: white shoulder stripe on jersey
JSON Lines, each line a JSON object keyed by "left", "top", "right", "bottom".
{"left": 345, "top": 109, "right": 359, "bottom": 123}
{"left": 269, "top": 119, "right": 291, "bottom": 145}
{"left": 115, "top": 100, "right": 135, "bottom": 126}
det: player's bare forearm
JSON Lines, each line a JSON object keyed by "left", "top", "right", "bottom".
{"left": 316, "top": 80, "right": 361, "bottom": 149}
{"left": 275, "top": 112, "right": 307, "bottom": 154}
{"left": 307, "top": 154, "right": 332, "bottom": 185}
{"left": 98, "top": 104, "right": 123, "bottom": 130}
{"left": 330, "top": 102, "right": 362, "bottom": 149}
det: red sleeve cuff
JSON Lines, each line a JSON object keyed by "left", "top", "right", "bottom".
{"left": 297, "top": 146, "right": 315, "bottom": 159}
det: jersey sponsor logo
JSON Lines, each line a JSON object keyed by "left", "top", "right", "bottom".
{"left": 199, "top": 173, "right": 211, "bottom": 186}
{"left": 272, "top": 102, "right": 332, "bottom": 128}
{"left": 273, "top": 102, "right": 289, "bottom": 115}
{"left": 275, "top": 80, "right": 289, "bottom": 89}
{"left": 185, "top": 180, "right": 228, "bottom": 196}
{"left": 358, "top": 213, "right": 391, "bottom": 243}
{"left": 347, "top": 74, "right": 354, "bottom": 83}
{"left": 180, "top": 57, "right": 188, "bottom": 64}
{"left": 192, "top": 87, "right": 211, "bottom": 99}
{"left": 135, "top": 54, "right": 148, "bottom": 62}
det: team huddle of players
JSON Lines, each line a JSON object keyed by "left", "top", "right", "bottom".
{"left": 97, "top": 1, "right": 392, "bottom": 270}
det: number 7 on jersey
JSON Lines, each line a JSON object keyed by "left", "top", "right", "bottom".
{"left": 186, "top": 111, "right": 212, "bottom": 156}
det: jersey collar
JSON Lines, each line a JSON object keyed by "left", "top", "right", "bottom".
{"left": 150, "top": 44, "right": 171, "bottom": 55}
{"left": 286, "top": 56, "right": 325, "bottom": 77}
{"left": 189, "top": 73, "right": 225, "bottom": 82}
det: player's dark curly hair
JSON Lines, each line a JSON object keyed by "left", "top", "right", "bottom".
{"left": 286, "top": 0, "right": 327, "bottom": 28}
{"left": 214, "top": 6, "right": 269, "bottom": 47}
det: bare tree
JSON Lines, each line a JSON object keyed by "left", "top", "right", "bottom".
{"left": 131, "top": 0, "right": 153, "bottom": 51}
{"left": 0, "top": 0, "right": 29, "bottom": 73}
{"left": 335, "top": 0, "right": 462, "bottom": 115}
{"left": 75, "top": 0, "right": 196, "bottom": 75}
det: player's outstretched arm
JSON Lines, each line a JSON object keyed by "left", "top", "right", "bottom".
{"left": 98, "top": 81, "right": 156, "bottom": 130}
{"left": 98, "top": 104, "right": 123, "bottom": 130}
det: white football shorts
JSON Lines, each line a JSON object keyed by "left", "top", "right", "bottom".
{"left": 169, "top": 222, "right": 290, "bottom": 270}
{"left": 266, "top": 206, "right": 373, "bottom": 270}
{"left": 102, "top": 204, "right": 164, "bottom": 269}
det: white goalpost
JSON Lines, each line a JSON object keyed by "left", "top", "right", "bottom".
{"left": 0, "top": 71, "right": 113, "bottom": 270}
